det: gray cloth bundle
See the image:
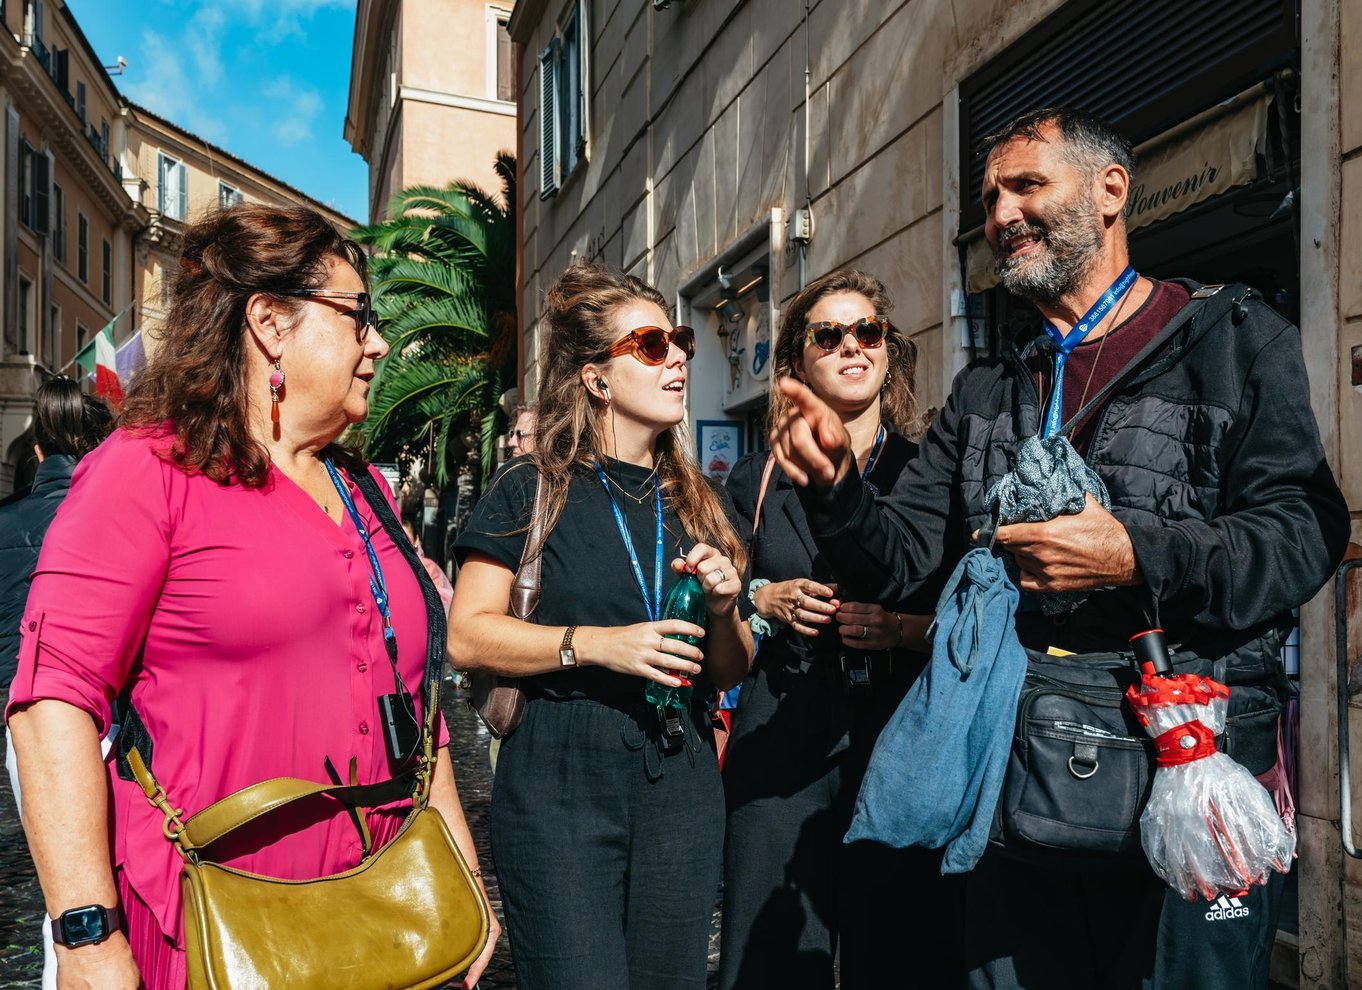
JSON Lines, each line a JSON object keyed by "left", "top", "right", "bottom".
{"left": 985, "top": 434, "right": 1111, "bottom": 614}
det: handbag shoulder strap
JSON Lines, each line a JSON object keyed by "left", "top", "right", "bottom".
{"left": 748, "top": 454, "right": 778, "bottom": 552}
{"left": 126, "top": 746, "right": 419, "bottom": 861}
{"left": 510, "top": 468, "right": 549, "bottom": 620}
{"left": 1057, "top": 283, "right": 1241, "bottom": 438}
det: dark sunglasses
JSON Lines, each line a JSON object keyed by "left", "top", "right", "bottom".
{"left": 283, "top": 289, "right": 379, "bottom": 344}
{"left": 607, "top": 325, "right": 696, "bottom": 366}
{"left": 804, "top": 315, "right": 889, "bottom": 352}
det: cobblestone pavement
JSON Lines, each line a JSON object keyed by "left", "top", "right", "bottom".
{"left": 0, "top": 681, "right": 721, "bottom": 988}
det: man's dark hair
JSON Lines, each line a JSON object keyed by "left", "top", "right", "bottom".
{"left": 978, "top": 107, "right": 1136, "bottom": 183}
{"left": 34, "top": 376, "right": 113, "bottom": 459}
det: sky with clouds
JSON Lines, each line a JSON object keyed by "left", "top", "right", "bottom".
{"left": 67, "top": 0, "right": 368, "bottom": 223}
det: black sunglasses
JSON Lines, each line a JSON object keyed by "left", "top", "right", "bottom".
{"left": 607, "top": 325, "right": 697, "bottom": 365}
{"left": 804, "top": 315, "right": 889, "bottom": 352}
{"left": 284, "top": 289, "right": 379, "bottom": 344}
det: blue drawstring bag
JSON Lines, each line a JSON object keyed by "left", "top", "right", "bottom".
{"left": 844, "top": 547, "right": 1027, "bottom": 873}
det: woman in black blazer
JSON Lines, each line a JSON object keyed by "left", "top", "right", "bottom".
{"left": 719, "top": 270, "right": 963, "bottom": 989}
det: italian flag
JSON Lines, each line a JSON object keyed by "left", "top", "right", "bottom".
{"left": 74, "top": 323, "right": 124, "bottom": 405}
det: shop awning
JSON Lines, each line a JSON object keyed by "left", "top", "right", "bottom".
{"left": 962, "top": 90, "right": 1272, "bottom": 294}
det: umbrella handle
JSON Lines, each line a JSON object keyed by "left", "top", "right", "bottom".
{"left": 1132, "top": 628, "right": 1174, "bottom": 677}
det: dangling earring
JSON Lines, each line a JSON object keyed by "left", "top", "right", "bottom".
{"left": 881, "top": 370, "right": 892, "bottom": 392}
{"left": 269, "top": 360, "right": 285, "bottom": 423}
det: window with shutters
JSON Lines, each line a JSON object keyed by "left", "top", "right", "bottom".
{"left": 157, "top": 152, "right": 188, "bottom": 220}
{"left": 18, "top": 141, "right": 31, "bottom": 228}
{"left": 218, "top": 181, "right": 244, "bottom": 208}
{"left": 18, "top": 277, "right": 32, "bottom": 354}
{"left": 53, "top": 184, "right": 64, "bottom": 261}
{"left": 488, "top": 6, "right": 515, "bottom": 103}
{"left": 18, "top": 141, "right": 49, "bottom": 234}
{"left": 76, "top": 81, "right": 86, "bottom": 122}
{"left": 102, "top": 240, "right": 111, "bottom": 305}
{"left": 539, "top": 0, "right": 590, "bottom": 199}
{"left": 77, "top": 212, "right": 88, "bottom": 283}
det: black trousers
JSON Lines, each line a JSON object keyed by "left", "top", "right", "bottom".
{"left": 489, "top": 695, "right": 724, "bottom": 990}
{"left": 964, "top": 849, "right": 1286, "bottom": 990}
{"left": 720, "top": 653, "right": 965, "bottom": 989}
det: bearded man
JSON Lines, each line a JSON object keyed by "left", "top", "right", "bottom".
{"left": 767, "top": 107, "right": 1348, "bottom": 988}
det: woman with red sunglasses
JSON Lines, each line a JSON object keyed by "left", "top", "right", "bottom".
{"left": 719, "top": 269, "right": 964, "bottom": 988}
{"left": 449, "top": 261, "right": 752, "bottom": 989}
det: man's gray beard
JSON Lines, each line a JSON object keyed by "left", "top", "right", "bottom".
{"left": 994, "top": 194, "right": 1105, "bottom": 305}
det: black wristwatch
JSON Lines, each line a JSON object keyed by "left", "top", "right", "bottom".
{"left": 50, "top": 904, "right": 122, "bottom": 948}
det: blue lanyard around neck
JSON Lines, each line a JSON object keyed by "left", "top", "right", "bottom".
{"left": 861, "top": 425, "right": 886, "bottom": 482}
{"left": 593, "top": 464, "right": 664, "bottom": 622}
{"left": 323, "top": 458, "right": 395, "bottom": 645}
{"left": 1040, "top": 265, "right": 1138, "bottom": 438}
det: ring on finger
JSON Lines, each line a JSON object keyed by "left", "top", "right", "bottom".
{"left": 861, "top": 624, "right": 868, "bottom": 639}
{"left": 659, "top": 635, "right": 666, "bottom": 652}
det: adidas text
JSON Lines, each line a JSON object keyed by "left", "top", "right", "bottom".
{"left": 1204, "top": 895, "right": 1250, "bottom": 922}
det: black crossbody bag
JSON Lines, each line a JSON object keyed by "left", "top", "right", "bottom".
{"left": 985, "top": 283, "right": 1283, "bottom": 863}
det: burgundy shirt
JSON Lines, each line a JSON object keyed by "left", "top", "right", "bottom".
{"left": 1033, "top": 279, "right": 1191, "bottom": 454}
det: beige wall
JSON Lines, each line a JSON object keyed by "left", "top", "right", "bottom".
{"left": 349, "top": 0, "right": 516, "bottom": 219}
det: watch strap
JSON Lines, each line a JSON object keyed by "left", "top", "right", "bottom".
{"left": 559, "top": 625, "right": 578, "bottom": 666}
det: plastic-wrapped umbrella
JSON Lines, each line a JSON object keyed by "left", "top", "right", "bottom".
{"left": 1124, "top": 630, "right": 1295, "bottom": 901}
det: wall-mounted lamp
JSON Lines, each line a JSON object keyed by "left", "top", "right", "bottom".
{"left": 104, "top": 56, "right": 128, "bottom": 75}
{"left": 719, "top": 298, "right": 746, "bottom": 327}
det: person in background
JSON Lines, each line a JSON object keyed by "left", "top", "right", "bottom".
{"left": 1, "top": 378, "right": 113, "bottom": 690}
{"left": 719, "top": 270, "right": 959, "bottom": 989}
{"left": 449, "top": 261, "right": 752, "bottom": 990}
{"left": 0, "top": 376, "right": 113, "bottom": 990}
{"left": 507, "top": 403, "right": 537, "bottom": 459}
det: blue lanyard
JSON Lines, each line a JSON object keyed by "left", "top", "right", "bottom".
{"left": 861, "top": 426, "right": 886, "bottom": 482}
{"left": 323, "top": 459, "right": 395, "bottom": 646}
{"left": 1040, "top": 265, "right": 1138, "bottom": 438}
{"left": 593, "top": 465, "right": 664, "bottom": 622}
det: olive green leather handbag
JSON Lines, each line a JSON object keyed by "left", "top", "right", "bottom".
{"left": 121, "top": 466, "right": 490, "bottom": 989}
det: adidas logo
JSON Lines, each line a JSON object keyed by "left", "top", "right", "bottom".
{"left": 1204, "top": 894, "right": 1250, "bottom": 922}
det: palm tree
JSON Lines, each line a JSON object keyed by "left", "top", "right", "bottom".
{"left": 350, "top": 153, "right": 516, "bottom": 489}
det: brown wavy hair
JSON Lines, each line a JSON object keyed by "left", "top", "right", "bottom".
{"left": 766, "top": 269, "right": 921, "bottom": 438}
{"left": 525, "top": 261, "right": 746, "bottom": 572}
{"left": 119, "top": 204, "right": 368, "bottom": 487}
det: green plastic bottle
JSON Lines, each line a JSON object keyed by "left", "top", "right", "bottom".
{"left": 646, "top": 571, "right": 707, "bottom": 735}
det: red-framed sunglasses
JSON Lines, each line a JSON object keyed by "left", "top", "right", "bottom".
{"left": 804, "top": 315, "right": 889, "bottom": 352}
{"left": 607, "top": 325, "right": 697, "bottom": 365}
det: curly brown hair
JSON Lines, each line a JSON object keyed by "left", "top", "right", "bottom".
{"left": 118, "top": 204, "right": 368, "bottom": 487}
{"left": 766, "top": 269, "right": 921, "bottom": 438}
{"left": 524, "top": 260, "right": 746, "bottom": 573}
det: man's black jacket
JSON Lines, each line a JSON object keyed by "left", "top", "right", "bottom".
{"left": 0, "top": 454, "right": 75, "bottom": 687}
{"left": 798, "top": 281, "right": 1349, "bottom": 691}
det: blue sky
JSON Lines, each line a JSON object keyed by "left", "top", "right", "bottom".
{"left": 67, "top": 0, "right": 368, "bottom": 223}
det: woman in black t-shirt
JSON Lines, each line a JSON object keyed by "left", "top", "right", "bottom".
{"left": 719, "top": 270, "right": 964, "bottom": 989}
{"left": 450, "top": 261, "right": 752, "bottom": 990}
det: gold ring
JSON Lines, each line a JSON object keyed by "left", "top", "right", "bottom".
{"left": 659, "top": 635, "right": 666, "bottom": 652}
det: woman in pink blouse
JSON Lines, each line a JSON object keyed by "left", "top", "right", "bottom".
{"left": 6, "top": 204, "right": 498, "bottom": 989}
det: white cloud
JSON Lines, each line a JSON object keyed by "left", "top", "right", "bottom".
{"left": 212, "top": 0, "right": 351, "bottom": 39}
{"left": 123, "top": 29, "right": 229, "bottom": 143}
{"left": 263, "top": 79, "right": 324, "bottom": 145}
{"left": 186, "top": 7, "right": 226, "bottom": 87}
